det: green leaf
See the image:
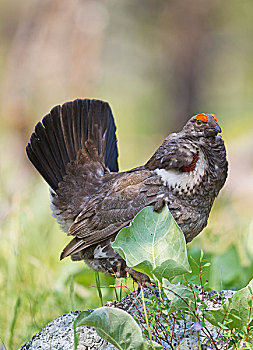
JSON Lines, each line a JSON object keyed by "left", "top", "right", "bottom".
{"left": 205, "top": 279, "right": 253, "bottom": 330}
{"left": 112, "top": 206, "right": 191, "bottom": 281}
{"left": 203, "top": 263, "right": 211, "bottom": 267}
{"left": 200, "top": 249, "right": 204, "bottom": 262}
{"left": 163, "top": 280, "right": 195, "bottom": 313}
{"left": 245, "top": 342, "right": 253, "bottom": 350}
{"left": 75, "top": 307, "right": 163, "bottom": 350}
{"left": 217, "top": 322, "right": 229, "bottom": 330}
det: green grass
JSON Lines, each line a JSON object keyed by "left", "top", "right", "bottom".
{"left": 0, "top": 180, "right": 130, "bottom": 348}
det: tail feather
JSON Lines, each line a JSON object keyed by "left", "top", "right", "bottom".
{"left": 26, "top": 99, "right": 119, "bottom": 192}
{"left": 34, "top": 122, "right": 63, "bottom": 181}
{"left": 60, "top": 102, "right": 76, "bottom": 162}
{"left": 28, "top": 133, "right": 60, "bottom": 189}
{"left": 72, "top": 99, "right": 82, "bottom": 152}
{"left": 80, "top": 99, "right": 89, "bottom": 146}
{"left": 41, "top": 113, "right": 66, "bottom": 174}
{"left": 26, "top": 142, "right": 58, "bottom": 190}
{"left": 60, "top": 236, "right": 86, "bottom": 260}
{"left": 50, "top": 105, "right": 71, "bottom": 166}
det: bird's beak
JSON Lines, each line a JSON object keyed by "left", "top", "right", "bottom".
{"left": 214, "top": 123, "right": 222, "bottom": 134}
{"left": 207, "top": 115, "right": 222, "bottom": 134}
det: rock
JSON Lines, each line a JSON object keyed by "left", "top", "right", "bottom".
{"left": 19, "top": 285, "right": 235, "bottom": 350}
{"left": 18, "top": 311, "right": 115, "bottom": 350}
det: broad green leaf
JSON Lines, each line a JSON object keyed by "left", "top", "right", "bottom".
{"left": 205, "top": 279, "right": 253, "bottom": 330}
{"left": 112, "top": 206, "right": 191, "bottom": 281}
{"left": 163, "top": 280, "right": 195, "bottom": 313}
{"left": 75, "top": 307, "right": 163, "bottom": 350}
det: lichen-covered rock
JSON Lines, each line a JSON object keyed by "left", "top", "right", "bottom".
{"left": 19, "top": 286, "right": 235, "bottom": 350}
{"left": 18, "top": 311, "right": 116, "bottom": 350}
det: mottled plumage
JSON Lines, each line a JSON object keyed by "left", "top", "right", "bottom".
{"left": 26, "top": 99, "right": 228, "bottom": 282}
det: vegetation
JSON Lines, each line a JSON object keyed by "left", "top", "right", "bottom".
{"left": 0, "top": 171, "right": 252, "bottom": 349}
{"left": 76, "top": 207, "right": 253, "bottom": 349}
{"left": 1, "top": 1, "right": 253, "bottom": 349}
{"left": 1, "top": 166, "right": 252, "bottom": 349}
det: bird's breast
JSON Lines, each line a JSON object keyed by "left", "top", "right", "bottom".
{"left": 154, "top": 150, "right": 207, "bottom": 194}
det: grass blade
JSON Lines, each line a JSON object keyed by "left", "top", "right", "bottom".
{"left": 95, "top": 272, "right": 104, "bottom": 306}
{"left": 9, "top": 296, "right": 21, "bottom": 349}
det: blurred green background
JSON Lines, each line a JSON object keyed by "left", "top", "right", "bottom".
{"left": 1, "top": 0, "right": 253, "bottom": 348}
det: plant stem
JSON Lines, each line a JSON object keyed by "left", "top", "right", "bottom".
{"left": 197, "top": 331, "right": 201, "bottom": 350}
{"left": 69, "top": 275, "right": 74, "bottom": 310}
{"left": 140, "top": 286, "right": 155, "bottom": 350}
{"left": 73, "top": 318, "right": 79, "bottom": 350}
{"left": 198, "top": 258, "right": 205, "bottom": 322}
{"left": 216, "top": 300, "right": 231, "bottom": 340}
{"left": 245, "top": 294, "right": 253, "bottom": 341}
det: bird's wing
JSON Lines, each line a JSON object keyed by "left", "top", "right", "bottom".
{"left": 145, "top": 136, "right": 197, "bottom": 171}
{"left": 60, "top": 170, "right": 163, "bottom": 259}
{"left": 60, "top": 137, "right": 199, "bottom": 259}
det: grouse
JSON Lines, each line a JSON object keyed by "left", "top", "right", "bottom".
{"left": 26, "top": 99, "right": 228, "bottom": 282}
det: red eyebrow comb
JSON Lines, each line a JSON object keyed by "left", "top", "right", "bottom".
{"left": 194, "top": 113, "right": 218, "bottom": 122}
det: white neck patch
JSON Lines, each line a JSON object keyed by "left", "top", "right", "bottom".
{"left": 155, "top": 150, "right": 206, "bottom": 191}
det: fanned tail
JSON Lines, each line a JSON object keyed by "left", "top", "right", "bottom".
{"left": 26, "top": 99, "right": 119, "bottom": 191}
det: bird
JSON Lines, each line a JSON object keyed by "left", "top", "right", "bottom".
{"left": 26, "top": 99, "right": 228, "bottom": 283}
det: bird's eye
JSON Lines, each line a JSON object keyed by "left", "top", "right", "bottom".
{"left": 195, "top": 119, "right": 203, "bottom": 126}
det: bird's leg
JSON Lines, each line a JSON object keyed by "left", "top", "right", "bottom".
{"left": 153, "top": 197, "right": 169, "bottom": 212}
{"left": 125, "top": 267, "right": 150, "bottom": 286}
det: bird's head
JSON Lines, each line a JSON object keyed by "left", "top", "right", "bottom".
{"left": 183, "top": 113, "right": 222, "bottom": 138}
